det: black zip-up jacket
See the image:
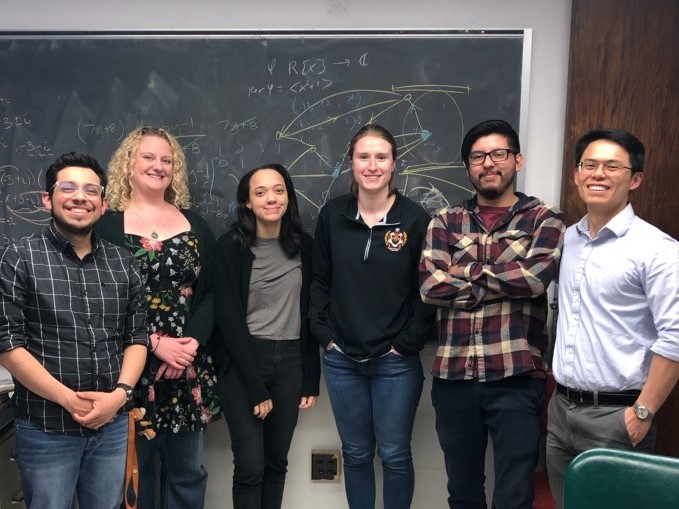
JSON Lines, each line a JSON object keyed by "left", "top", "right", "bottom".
{"left": 310, "top": 192, "right": 436, "bottom": 359}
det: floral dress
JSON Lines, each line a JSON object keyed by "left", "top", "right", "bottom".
{"left": 126, "top": 232, "right": 220, "bottom": 433}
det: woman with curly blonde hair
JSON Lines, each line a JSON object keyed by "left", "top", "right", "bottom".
{"left": 97, "top": 126, "right": 220, "bottom": 509}
{"left": 106, "top": 126, "right": 191, "bottom": 211}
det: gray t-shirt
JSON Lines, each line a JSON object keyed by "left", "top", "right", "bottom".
{"left": 247, "top": 237, "right": 302, "bottom": 340}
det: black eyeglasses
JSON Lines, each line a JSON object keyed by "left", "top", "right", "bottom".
{"left": 468, "top": 148, "right": 516, "bottom": 166}
{"left": 51, "top": 180, "right": 105, "bottom": 197}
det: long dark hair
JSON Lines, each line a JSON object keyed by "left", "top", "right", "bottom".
{"left": 231, "top": 163, "right": 303, "bottom": 256}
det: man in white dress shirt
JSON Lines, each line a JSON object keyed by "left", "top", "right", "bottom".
{"left": 546, "top": 128, "right": 679, "bottom": 508}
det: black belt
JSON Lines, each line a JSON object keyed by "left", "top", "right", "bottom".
{"left": 556, "top": 383, "right": 639, "bottom": 406}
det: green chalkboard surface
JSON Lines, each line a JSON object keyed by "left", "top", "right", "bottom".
{"left": 0, "top": 30, "right": 528, "bottom": 242}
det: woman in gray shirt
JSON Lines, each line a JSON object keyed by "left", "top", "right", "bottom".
{"left": 213, "top": 164, "right": 320, "bottom": 509}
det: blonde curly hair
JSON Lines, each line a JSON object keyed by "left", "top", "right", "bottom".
{"left": 106, "top": 126, "right": 191, "bottom": 210}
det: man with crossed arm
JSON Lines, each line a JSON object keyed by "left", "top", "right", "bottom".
{"left": 419, "top": 120, "right": 564, "bottom": 509}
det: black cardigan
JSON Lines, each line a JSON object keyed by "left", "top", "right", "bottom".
{"left": 95, "top": 209, "right": 216, "bottom": 346}
{"left": 212, "top": 231, "right": 320, "bottom": 406}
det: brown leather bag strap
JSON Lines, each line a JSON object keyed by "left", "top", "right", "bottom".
{"left": 123, "top": 411, "right": 139, "bottom": 509}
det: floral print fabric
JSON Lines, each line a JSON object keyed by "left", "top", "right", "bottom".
{"left": 127, "top": 232, "right": 220, "bottom": 432}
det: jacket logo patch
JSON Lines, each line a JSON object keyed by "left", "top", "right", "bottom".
{"left": 384, "top": 228, "right": 408, "bottom": 251}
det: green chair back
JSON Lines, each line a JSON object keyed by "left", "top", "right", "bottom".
{"left": 564, "top": 447, "right": 679, "bottom": 509}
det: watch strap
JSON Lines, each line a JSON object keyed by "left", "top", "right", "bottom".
{"left": 114, "top": 382, "right": 134, "bottom": 401}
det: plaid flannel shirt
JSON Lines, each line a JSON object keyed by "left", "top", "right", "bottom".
{"left": 419, "top": 193, "right": 565, "bottom": 381}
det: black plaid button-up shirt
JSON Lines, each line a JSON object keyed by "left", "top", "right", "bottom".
{"left": 0, "top": 224, "right": 148, "bottom": 435}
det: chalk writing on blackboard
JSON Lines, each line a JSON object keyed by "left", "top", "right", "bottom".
{"left": 0, "top": 31, "right": 527, "bottom": 241}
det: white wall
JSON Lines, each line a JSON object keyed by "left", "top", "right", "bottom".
{"left": 1, "top": 1, "right": 572, "bottom": 507}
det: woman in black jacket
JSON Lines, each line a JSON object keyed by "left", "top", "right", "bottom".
{"left": 310, "top": 124, "right": 435, "bottom": 509}
{"left": 213, "top": 163, "right": 320, "bottom": 509}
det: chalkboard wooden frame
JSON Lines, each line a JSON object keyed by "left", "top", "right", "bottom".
{"left": 0, "top": 29, "right": 531, "bottom": 241}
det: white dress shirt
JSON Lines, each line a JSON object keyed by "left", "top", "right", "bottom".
{"left": 553, "top": 204, "right": 679, "bottom": 392}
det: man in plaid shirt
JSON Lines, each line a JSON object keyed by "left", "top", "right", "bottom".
{"left": 419, "top": 120, "right": 564, "bottom": 509}
{"left": 0, "top": 152, "right": 148, "bottom": 509}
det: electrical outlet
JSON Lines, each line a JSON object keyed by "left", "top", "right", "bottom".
{"left": 311, "top": 449, "right": 341, "bottom": 482}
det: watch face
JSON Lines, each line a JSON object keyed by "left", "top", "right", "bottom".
{"left": 635, "top": 404, "right": 650, "bottom": 419}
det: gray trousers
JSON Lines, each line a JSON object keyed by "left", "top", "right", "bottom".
{"left": 545, "top": 392, "right": 657, "bottom": 509}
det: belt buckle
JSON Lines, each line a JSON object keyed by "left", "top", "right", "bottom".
{"left": 566, "top": 386, "right": 584, "bottom": 403}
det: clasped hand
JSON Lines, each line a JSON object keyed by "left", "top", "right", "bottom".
{"left": 67, "top": 389, "right": 126, "bottom": 430}
{"left": 152, "top": 335, "right": 199, "bottom": 380}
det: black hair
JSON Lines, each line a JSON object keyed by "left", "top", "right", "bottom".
{"left": 45, "top": 152, "right": 107, "bottom": 197}
{"left": 460, "top": 119, "right": 521, "bottom": 168}
{"left": 230, "top": 163, "right": 303, "bottom": 256}
{"left": 574, "top": 128, "right": 645, "bottom": 172}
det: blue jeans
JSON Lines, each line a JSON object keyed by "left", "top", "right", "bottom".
{"left": 220, "top": 339, "right": 303, "bottom": 509}
{"left": 135, "top": 429, "right": 207, "bottom": 509}
{"left": 432, "top": 376, "right": 545, "bottom": 509}
{"left": 323, "top": 347, "right": 424, "bottom": 509}
{"left": 14, "top": 414, "right": 128, "bottom": 509}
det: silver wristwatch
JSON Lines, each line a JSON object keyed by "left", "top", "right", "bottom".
{"left": 633, "top": 402, "right": 654, "bottom": 421}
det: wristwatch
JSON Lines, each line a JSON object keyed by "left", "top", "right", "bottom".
{"left": 633, "top": 402, "right": 654, "bottom": 421}
{"left": 114, "top": 382, "right": 134, "bottom": 402}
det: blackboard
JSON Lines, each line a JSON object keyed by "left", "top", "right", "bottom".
{"left": 0, "top": 30, "right": 528, "bottom": 243}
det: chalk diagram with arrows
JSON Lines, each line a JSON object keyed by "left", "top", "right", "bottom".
{"left": 270, "top": 83, "right": 475, "bottom": 219}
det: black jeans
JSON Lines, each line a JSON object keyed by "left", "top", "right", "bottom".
{"left": 432, "top": 376, "right": 545, "bottom": 509}
{"left": 219, "top": 339, "right": 303, "bottom": 509}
